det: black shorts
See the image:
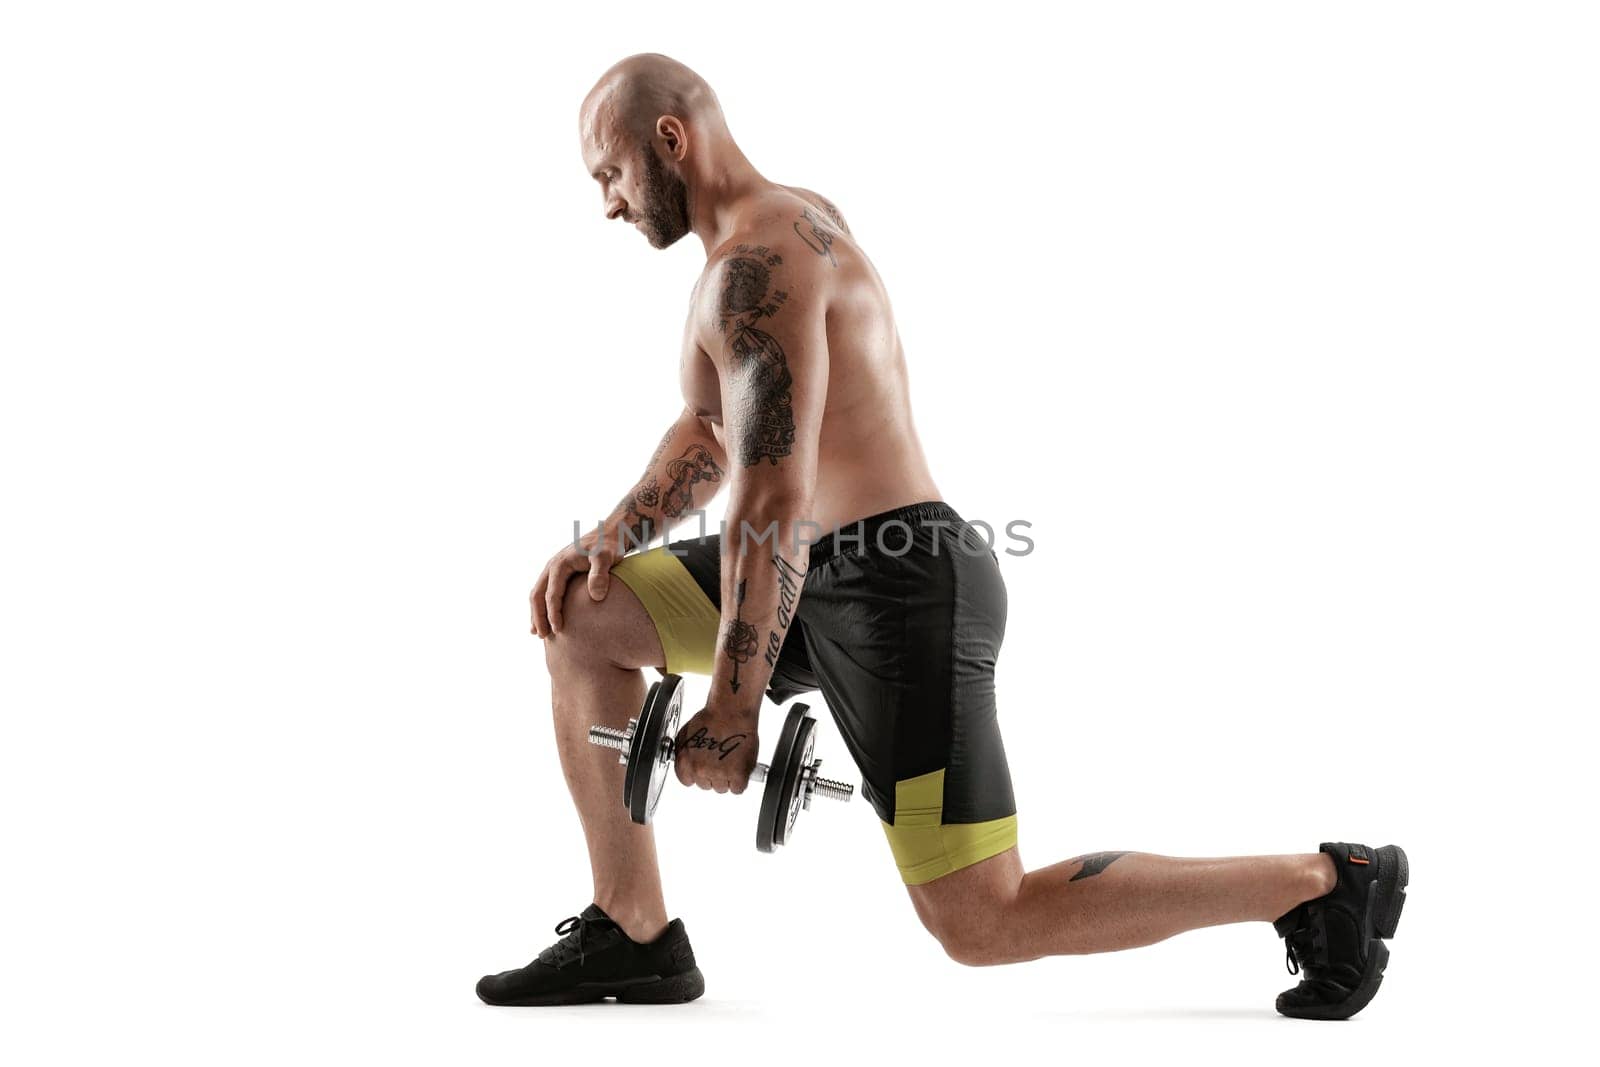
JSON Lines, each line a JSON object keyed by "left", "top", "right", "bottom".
{"left": 611, "top": 500, "right": 1017, "bottom": 884}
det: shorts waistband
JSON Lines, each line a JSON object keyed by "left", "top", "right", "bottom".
{"left": 805, "top": 500, "right": 962, "bottom": 566}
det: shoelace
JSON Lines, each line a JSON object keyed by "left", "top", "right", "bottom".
{"left": 1283, "top": 921, "right": 1322, "bottom": 975}
{"left": 538, "top": 914, "right": 616, "bottom": 969}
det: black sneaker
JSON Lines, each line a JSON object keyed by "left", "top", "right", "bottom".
{"left": 1273, "top": 842, "right": 1410, "bottom": 1020}
{"left": 476, "top": 903, "right": 705, "bottom": 1005}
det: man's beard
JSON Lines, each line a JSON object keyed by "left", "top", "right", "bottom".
{"left": 637, "top": 144, "right": 691, "bottom": 249}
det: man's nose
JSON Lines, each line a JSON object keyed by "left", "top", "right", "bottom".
{"left": 605, "top": 198, "right": 627, "bottom": 222}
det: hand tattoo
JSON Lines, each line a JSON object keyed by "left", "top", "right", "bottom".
{"left": 676, "top": 727, "right": 748, "bottom": 761}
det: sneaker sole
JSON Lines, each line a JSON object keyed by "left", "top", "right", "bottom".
{"left": 1374, "top": 844, "right": 1408, "bottom": 940}
{"left": 619, "top": 967, "right": 706, "bottom": 1004}
{"left": 478, "top": 967, "right": 705, "bottom": 1006}
{"left": 1277, "top": 940, "right": 1390, "bottom": 1021}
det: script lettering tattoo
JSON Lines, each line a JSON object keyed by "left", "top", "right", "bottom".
{"left": 763, "top": 552, "right": 805, "bottom": 668}
{"left": 814, "top": 196, "right": 849, "bottom": 234}
{"left": 794, "top": 207, "right": 839, "bottom": 267}
{"left": 1068, "top": 851, "right": 1131, "bottom": 881}
{"left": 676, "top": 727, "right": 748, "bottom": 761}
{"left": 715, "top": 249, "right": 796, "bottom": 466}
{"left": 723, "top": 579, "right": 759, "bottom": 693}
{"left": 661, "top": 444, "right": 722, "bottom": 517}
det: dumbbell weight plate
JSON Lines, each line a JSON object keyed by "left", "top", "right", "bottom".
{"left": 756, "top": 705, "right": 816, "bottom": 853}
{"left": 625, "top": 674, "right": 683, "bottom": 825}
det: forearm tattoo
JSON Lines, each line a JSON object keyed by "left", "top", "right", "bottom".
{"left": 617, "top": 444, "right": 723, "bottom": 551}
{"left": 662, "top": 444, "right": 722, "bottom": 516}
{"left": 716, "top": 247, "right": 796, "bottom": 466}
{"left": 723, "top": 578, "right": 759, "bottom": 693}
{"left": 616, "top": 492, "right": 654, "bottom": 549}
{"left": 1068, "top": 851, "right": 1131, "bottom": 881}
{"left": 763, "top": 551, "right": 805, "bottom": 668}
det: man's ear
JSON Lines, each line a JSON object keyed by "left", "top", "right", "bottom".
{"left": 657, "top": 116, "right": 688, "bottom": 160}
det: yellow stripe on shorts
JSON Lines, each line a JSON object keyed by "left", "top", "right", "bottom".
{"left": 610, "top": 548, "right": 721, "bottom": 676}
{"left": 881, "top": 768, "right": 1019, "bottom": 885}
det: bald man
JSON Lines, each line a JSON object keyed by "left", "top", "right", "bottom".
{"left": 475, "top": 54, "right": 1409, "bottom": 1017}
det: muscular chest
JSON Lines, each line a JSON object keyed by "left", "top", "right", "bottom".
{"left": 679, "top": 330, "right": 723, "bottom": 427}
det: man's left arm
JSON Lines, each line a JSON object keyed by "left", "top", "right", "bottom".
{"left": 671, "top": 245, "right": 830, "bottom": 793}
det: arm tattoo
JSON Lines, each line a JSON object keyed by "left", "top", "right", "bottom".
{"left": 614, "top": 429, "right": 678, "bottom": 551}
{"left": 794, "top": 207, "right": 839, "bottom": 267}
{"left": 723, "top": 578, "right": 759, "bottom": 693}
{"left": 616, "top": 494, "right": 653, "bottom": 550}
{"left": 716, "top": 248, "right": 797, "bottom": 466}
{"left": 635, "top": 477, "right": 660, "bottom": 509}
{"left": 763, "top": 551, "right": 805, "bottom": 668}
{"left": 619, "top": 447, "right": 722, "bottom": 551}
{"left": 661, "top": 444, "right": 722, "bottom": 517}
{"left": 1068, "top": 851, "right": 1131, "bottom": 881}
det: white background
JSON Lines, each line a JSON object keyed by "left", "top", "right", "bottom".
{"left": 3, "top": 2, "right": 1595, "bottom": 1063}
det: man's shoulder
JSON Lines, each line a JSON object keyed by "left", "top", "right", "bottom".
{"left": 689, "top": 189, "right": 852, "bottom": 347}
{"left": 697, "top": 217, "right": 834, "bottom": 305}
{"left": 705, "top": 186, "right": 849, "bottom": 273}
{"left": 687, "top": 226, "right": 834, "bottom": 366}
{"left": 778, "top": 185, "right": 850, "bottom": 234}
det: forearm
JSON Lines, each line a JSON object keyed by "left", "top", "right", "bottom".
{"left": 707, "top": 495, "right": 812, "bottom": 717}
{"left": 595, "top": 411, "right": 726, "bottom": 554}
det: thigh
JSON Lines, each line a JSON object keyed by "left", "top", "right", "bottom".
{"left": 554, "top": 574, "right": 670, "bottom": 669}
{"left": 616, "top": 534, "right": 821, "bottom": 704}
{"left": 801, "top": 525, "right": 1018, "bottom": 887}
{"left": 609, "top": 538, "right": 723, "bottom": 676}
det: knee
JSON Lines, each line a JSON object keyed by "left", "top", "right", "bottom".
{"left": 909, "top": 855, "right": 1029, "bottom": 966}
{"left": 543, "top": 581, "right": 619, "bottom": 673}
{"left": 915, "top": 899, "right": 1011, "bottom": 967}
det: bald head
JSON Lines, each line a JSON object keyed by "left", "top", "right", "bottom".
{"left": 582, "top": 56, "right": 768, "bottom": 252}
{"left": 580, "top": 54, "right": 744, "bottom": 250}
{"left": 581, "top": 53, "right": 729, "bottom": 152}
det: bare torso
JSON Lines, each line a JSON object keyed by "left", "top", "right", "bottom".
{"left": 676, "top": 186, "right": 941, "bottom": 532}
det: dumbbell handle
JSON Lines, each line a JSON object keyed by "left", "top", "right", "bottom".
{"left": 588, "top": 725, "right": 854, "bottom": 802}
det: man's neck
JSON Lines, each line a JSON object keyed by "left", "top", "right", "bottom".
{"left": 688, "top": 152, "right": 772, "bottom": 256}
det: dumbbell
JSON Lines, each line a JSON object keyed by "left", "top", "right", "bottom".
{"left": 587, "top": 673, "right": 855, "bottom": 852}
